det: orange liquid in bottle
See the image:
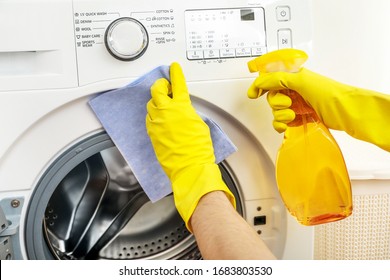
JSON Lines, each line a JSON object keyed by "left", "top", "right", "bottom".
{"left": 276, "top": 91, "right": 352, "bottom": 225}
{"left": 248, "top": 49, "right": 353, "bottom": 226}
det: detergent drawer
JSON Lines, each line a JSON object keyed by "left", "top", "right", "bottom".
{"left": 0, "top": 0, "right": 78, "bottom": 91}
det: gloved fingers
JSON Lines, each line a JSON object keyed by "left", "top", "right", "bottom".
{"left": 267, "top": 91, "right": 292, "bottom": 109}
{"left": 150, "top": 78, "right": 172, "bottom": 107}
{"left": 267, "top": 91, "right": 295, "bottom": 133}
{"left": 247, "top": 80, "right": 265, "bottom": 99}
{"left": 248, "top": 71, "right": 295, "bottom": 99}
{"left": 271, "top": 108, "right": 295, "bottom": 133}
{"left": 272, "top": 120, "right": 288, "bottom": 134}
{"left": 146, "top": 99, "right": 156, "bottom": 122}
{"left": 170, "top": 62, "right": 190, "bottom": 102}
{"left": 253, "top": 72, "right": 293, "bottom": 92}
{"left": 272, "top": 108, "right": 296, "bottom": 123}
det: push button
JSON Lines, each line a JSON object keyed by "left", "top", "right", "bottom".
{"left": 278, "top": 29, "right": 292, "bottom": 49}
{"left": 204, "top": 49, "right": 220, "bottom": 59}
{"left": 235, "top": 47, "right": 252, "bottom": 57}
{"left": 187, "top": 50, "right": 204, "bottom": 60}
{"left": 220, "top": 48, "right": 236, "bottom": 58}
{"left": 251, "top": 47, "right": 267, "bottom": 56}
{"left": 276, "top": 6, "right": 291, "bottom": 22}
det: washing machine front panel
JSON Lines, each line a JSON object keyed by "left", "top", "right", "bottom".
{"left": 0, "top": 0, "right": 313, "bottom": 260}
{"left": 7, "top": 95, "right": 284, "bottom": 260}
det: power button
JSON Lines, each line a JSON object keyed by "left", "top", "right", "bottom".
{"left": 276, "top": 6, "right": 291, "bottom": 22}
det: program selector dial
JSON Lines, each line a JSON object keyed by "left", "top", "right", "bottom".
{"left": 105, "top": 17, "right": 149, "bottom": 61}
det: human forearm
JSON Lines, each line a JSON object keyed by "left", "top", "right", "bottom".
{"left": 190, "top": 191, "right": 276, "bottom": 260}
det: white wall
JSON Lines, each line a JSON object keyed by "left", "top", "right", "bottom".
{"left": 309, "top": 0, "right": 390, "bottom": 179}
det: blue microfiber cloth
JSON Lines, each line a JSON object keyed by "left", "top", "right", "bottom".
{"left": 89, "top": 65, "right": 237, "bottom": 202}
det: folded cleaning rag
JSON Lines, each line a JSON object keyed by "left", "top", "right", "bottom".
{"left": 89, "top": 65, "right": 237, "bottom": 202}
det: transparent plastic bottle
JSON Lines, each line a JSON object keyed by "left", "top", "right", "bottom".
{"left": 248, "top": 49, "right": 353, "bottom": 225}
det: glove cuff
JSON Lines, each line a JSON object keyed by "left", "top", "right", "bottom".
{"left": 171, "top": 163, "right": 236, "bottom": 232}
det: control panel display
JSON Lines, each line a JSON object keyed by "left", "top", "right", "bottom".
{"left": 185, "top": 8, "right": 266, "bottom": 60}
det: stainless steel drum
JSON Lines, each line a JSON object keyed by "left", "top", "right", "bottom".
{"left": 25, "top": 132, "right": 242, "bottom": 260}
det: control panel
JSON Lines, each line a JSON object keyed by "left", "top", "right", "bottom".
{"left": 0, "top": 0, "right": 312, "bottom": 90}
{"left": 73, "top": 9, "right": 176, "bottom": 58}
{"left": 70, "top": 0, "right": 312, "bottom": 86}
{"left": 184, "top": 8, "right": 267, "bottom": 60}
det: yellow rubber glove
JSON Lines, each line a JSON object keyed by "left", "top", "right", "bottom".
{"left": 265, "top": 91, "right": 296, "bottom": 133}
{"left": 248, "top": 68, "right": 390, "bottom": 152}
{"left": 146, "top": 62, "right": 236, "bottom": 231}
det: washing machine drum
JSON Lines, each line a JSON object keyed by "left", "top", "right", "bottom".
{"left": 25, "top": 132, "right": 242, "bottom": 260}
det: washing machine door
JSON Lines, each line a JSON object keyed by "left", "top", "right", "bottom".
{"left": 25, "top": 132, "right": 242, "bottom": 260}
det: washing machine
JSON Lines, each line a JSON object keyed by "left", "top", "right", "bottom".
{"left": 0, "top": 0, "right": 312, "bottom": 260}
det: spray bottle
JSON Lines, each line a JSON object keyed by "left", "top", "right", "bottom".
{"left": 248, "top": 49, "right": 352, "bottom": 225}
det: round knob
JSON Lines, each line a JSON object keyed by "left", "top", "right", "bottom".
{"left": 105, "top": 17, "right": 149, "bottom": 61}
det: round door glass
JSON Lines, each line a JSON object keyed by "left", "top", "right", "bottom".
{"left": 25, "top": 132, "right": 242, "bottom": 260}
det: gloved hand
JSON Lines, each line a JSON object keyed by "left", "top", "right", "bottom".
{"left": 248, "top": 68, "right": 390, "bottom": 152}
{"left": 146, "top": 62, "right": 236, "bottom": 231}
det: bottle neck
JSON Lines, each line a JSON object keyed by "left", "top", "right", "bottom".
{"left": 282, "top": 90, "right": 319, "bottom": 127}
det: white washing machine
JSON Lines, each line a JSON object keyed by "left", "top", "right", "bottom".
{"left": 0, "top": 0, "right": 312, "bottom": 260}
